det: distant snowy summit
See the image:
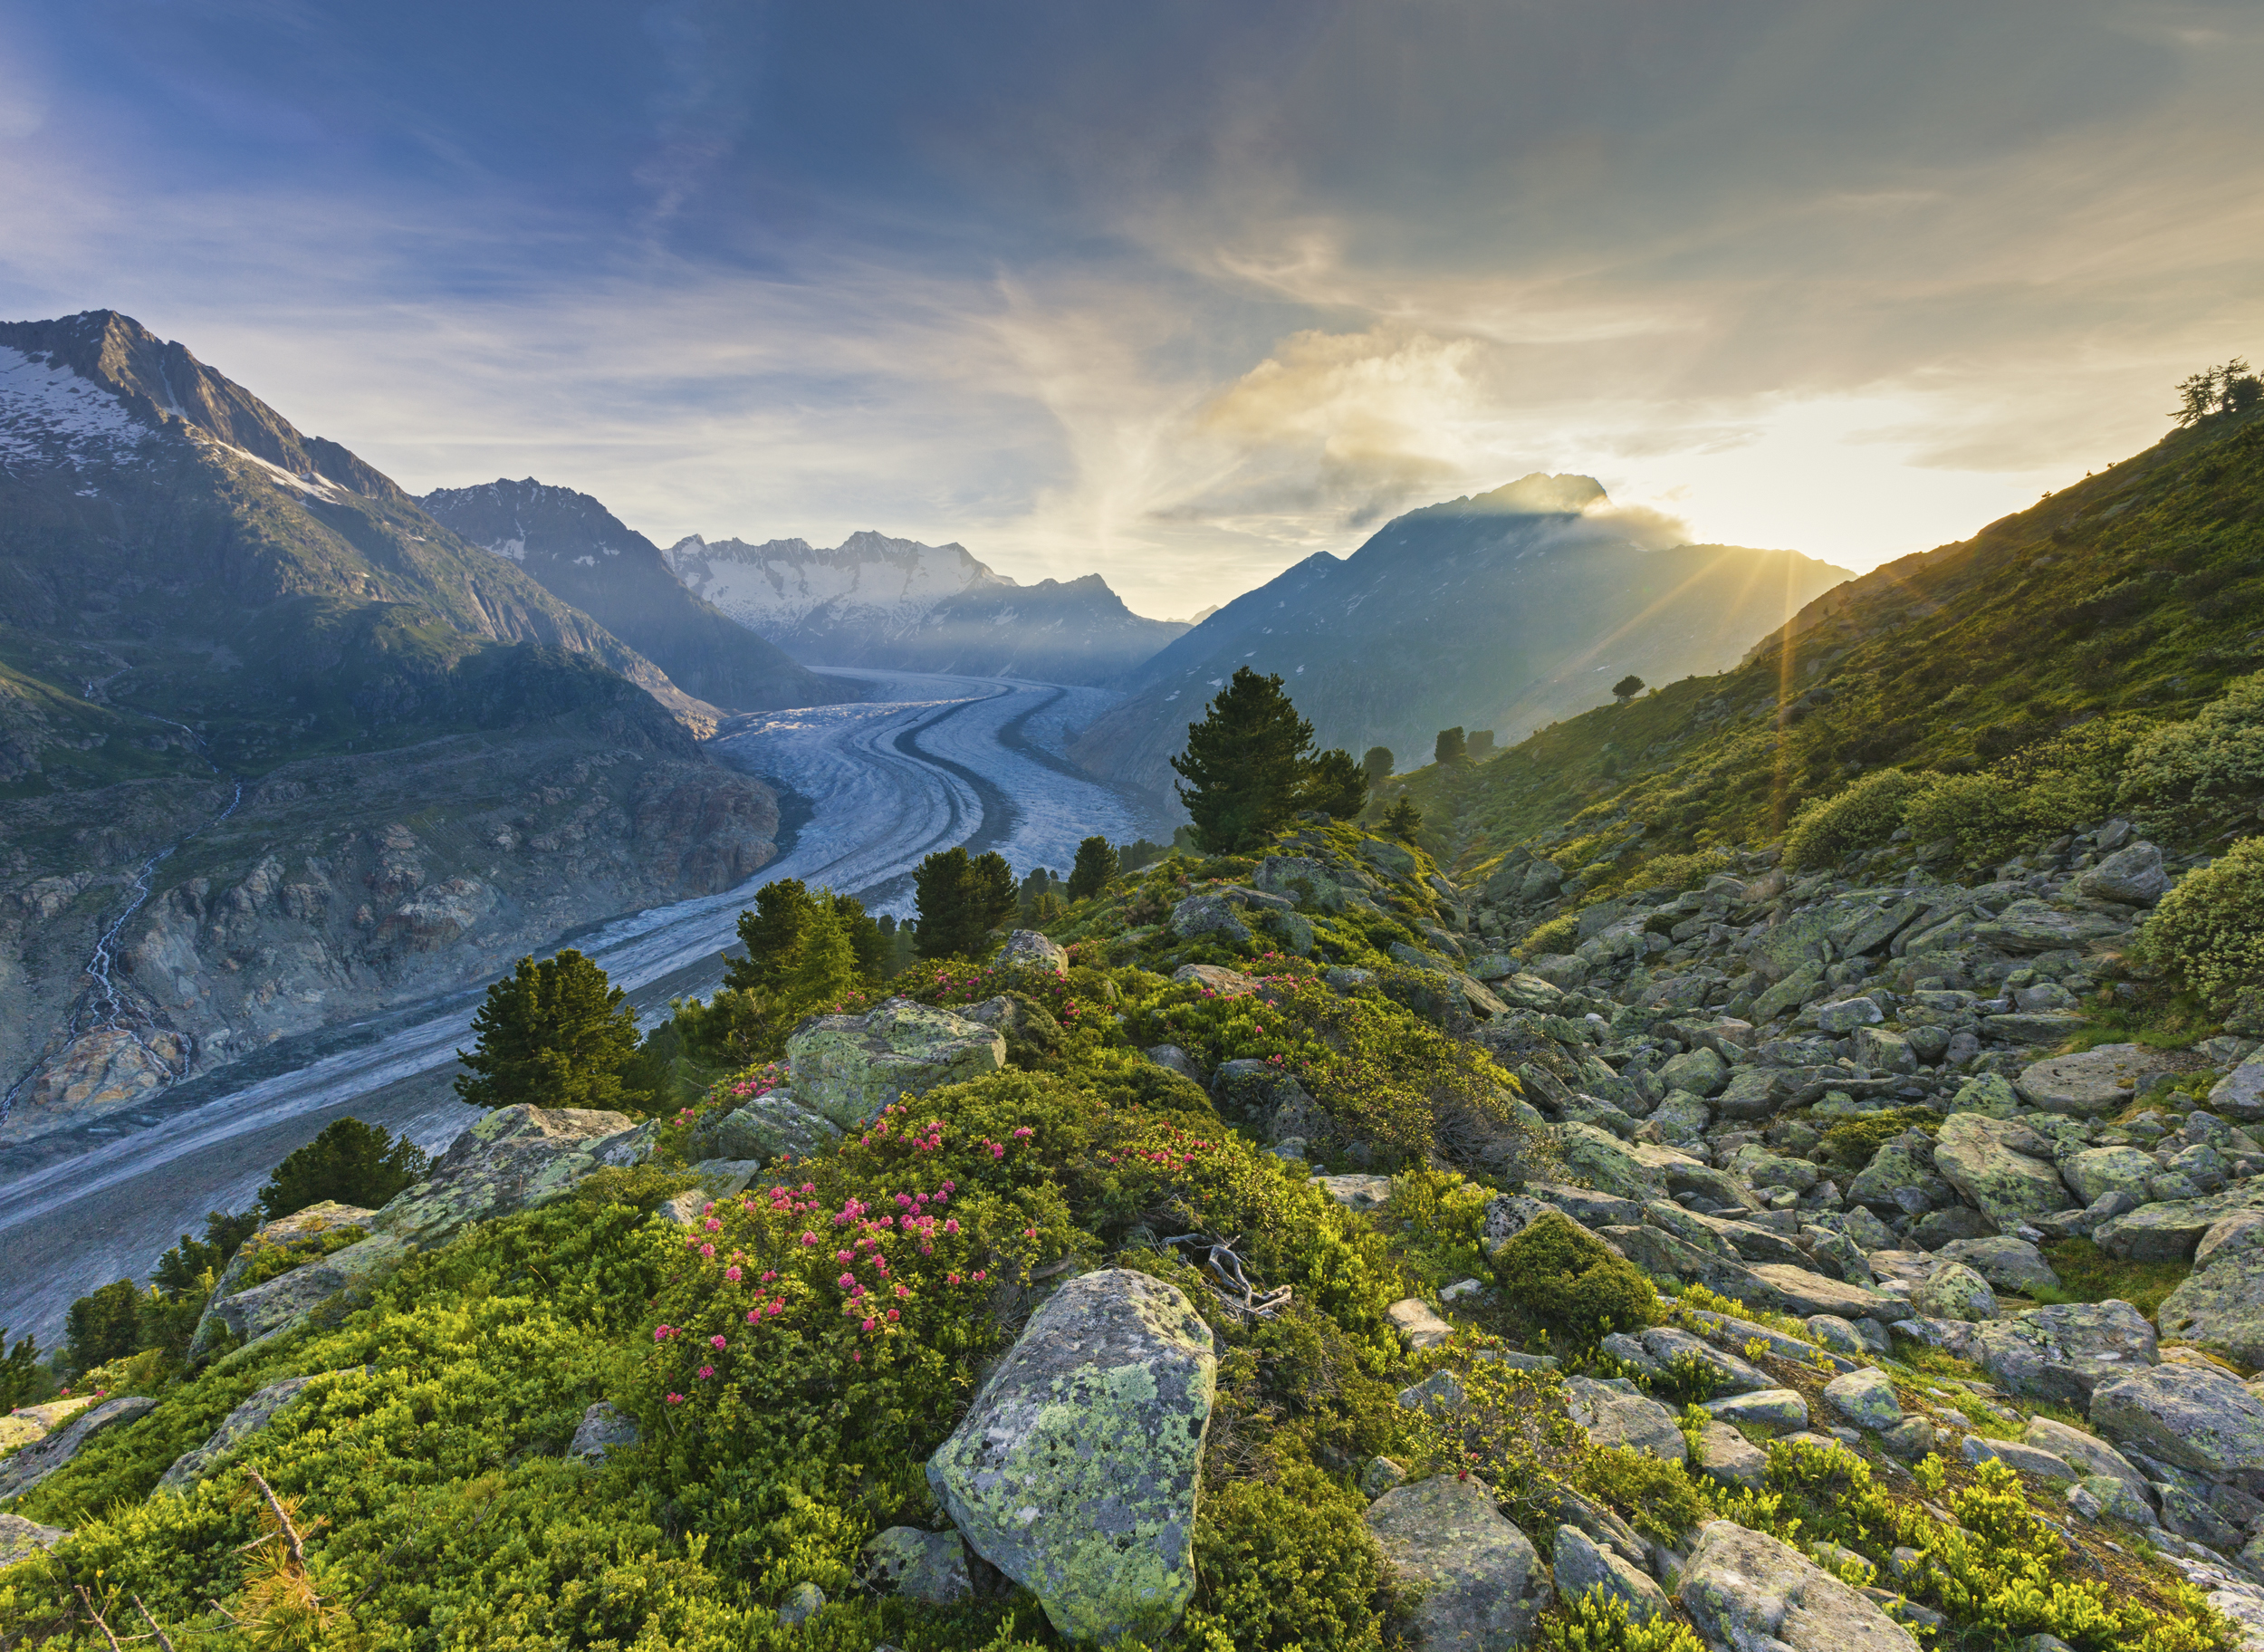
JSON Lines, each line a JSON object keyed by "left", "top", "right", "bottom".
{"left": 665, "top": 531, "right": 1186, "bottom": 686}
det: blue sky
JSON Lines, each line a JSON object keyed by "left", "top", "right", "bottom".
{"left": 3, "top": 1, "right": 2260, "bottom": 614}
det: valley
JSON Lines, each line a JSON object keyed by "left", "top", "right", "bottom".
{"left": 0, "top": 668, "right": 1152, "bottom": 1345}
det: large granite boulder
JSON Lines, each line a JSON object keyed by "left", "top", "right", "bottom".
{"left": 0, "top": 1396, "right": 157, "bottom": 1501}
{"left": 1847, "top": 1130, "right": 1957, "bottom": 1214}
{"left": 1168, "top": 894, "right": 1251, "bottom": 946}
{"left": 1934, "top": 1236, "right": 2060, "bottom": 1294}
{"left": 183, "top": 1200, "right": 377, "bottom": 1357}
{"left": 2210, "top": 1058, "right": 2264, "bottom": 1124}
{"left": 1366, "top": 1475, "right": 1551, "bottom": 1650}
{"left": 569, "top": 1401, "right": 641, "bottom": 1465}
{"left": 371, "top": 1104, "right": 647, "bottom": 1250}
{"left": 998, "top": 929, "right": 1070, "bottom": 975}
{"left": 787, "top": 998, "right": 1006, "bottom": 1129}
{"left": 926, "top": 1270, "right": 1214, "bottom": 1642}
{"left": 2018, "top": 1044, "right": 2173, "bottom": 1118}
{"left": 1968, "top": 1300, "right": 2158, "bottom": 1407}
{"left": 2096, "top": 1186, "right": 2264, "bottom": 1263}
{"left": 1932, "top": 1113, "right": 2075, "bottom": 1230}
{"left": 1741, "top": 1263, "right": 1901, "bottom": 1322}
{"left": 1563, "top": 1376, "right": 1686, "bottom": 1465}
{"left": 2088, "top": 1364, "right": 2264, "bottom": 1487}
{"left": 2159, "top": 1247, "right": 2264, "bottom": 1366}
{"left": 2075, "top": 841, "right": 2173, "bottom": 906}
{"left": 691, "top": 1091, "right": 841, "bottom": 1164}
{"left": 158, "top": 1371, "right": 336, "bottom": 1493}
{"left": 2022, "top": 1417, "right": 2151, "bottom": 1499}
{"left": 191, "top": 1234, "right": 410, "bottom": 1357}
{"left": 1679, "top": 1521, "right": 1919, "bottom": 1652}
{"left": 1912, "top": 1262, "right": 1998, "bottom": 1322}
{"left": 2062, "top": 1148, "right": 2159, "bottom": 1209}
{"left": 1553, "top": 1522, "right": 1666, "bottom": 1622}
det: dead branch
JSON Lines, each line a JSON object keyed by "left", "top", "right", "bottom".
{"left": 245, "top": 1468, "right": 307, "bottom": 1571}
{"left": 75, "top": 1588, "right": 122, "bottom": 1652}
{"left": 131, "top": 1597, "right": 176, "bottom": 1652}
{"left": 1159, "top": 1232, "right": 1293, "bottom": 1322}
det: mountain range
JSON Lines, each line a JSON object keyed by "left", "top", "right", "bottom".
{"left": 1069, "top": 475, "right": 1851, "bottom": 797}
{"left": 667, "top": 531, "right": 1186, "bottom": 684}
{"left": 417, "top": 478, "right": 848, "bottom": 713}
{"left": 0, "top": 312, "right": 785, "bottom": 1144}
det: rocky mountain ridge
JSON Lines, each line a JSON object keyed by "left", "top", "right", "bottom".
{"left": 667, "top": 529, "right": 1187, "bottom": 684}
{"left": 0, "top": 312, "right": 785, "bottom": 1142}
{"left": 417, "top": 478, "right": 849, "bottom": 713}
{"left": 1068, "top": 474, "right": 1851, "bottom": 800}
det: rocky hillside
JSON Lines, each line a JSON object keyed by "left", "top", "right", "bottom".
{"left": 1069, "top": 474, "right": 1850, "bottom": 799}
{"left": 417, "top": 478, "right": 850, "bottom": 712}
{"left": 6, "top": 822, "right": 2259, "bottom": 1651}
{"left": 0, "top": 313, "right": 782, "bottom": 1143}
{"left": 667, "top": 529, "right": 1187, "bottom": 684}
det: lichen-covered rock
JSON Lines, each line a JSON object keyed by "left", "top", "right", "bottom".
{"left": 1741, "top": 1263, "right": 1900, "bottom": 1322}
{"left": 1960, "top": 1436, "right": 2074, "bottom": 1479}
{"left": 2023, "top": 1417, "right": 2151, "bottom": 1499}
{"left": 0, "top": 1513, "right": 69, "bottom": 1568}
{"left": 1824, "top": 1368, "right": 1903, "bottom": 1431}
{"left": 2089, "top": 1364, "right": 2264, "bottom": 1486}
{"left": 1172, "top": 963, "right": 1259, "bottom": 995}
{"left": 1694, "top": 1418, "right": 1770, "bottom": 1487}
{"left": 693, "top": 1091, "right": 841, "bottom": 1164}
{"left": 2075, "top": 841, "right": 2172, "bottom": 906}
{"left": 1658, "top": 1046, "right": 1729, "bottom": 1097}
{"left": 2062, "top": 1148, "right": 2158, "bottom": 1209}
{"left": 1934, "top": 1236, "right": 2061, "bottom": 1294}
{"left": 1167, "top": 894, "right": 1251, "bottom": 946}
{"left": 859, "top": 1526, "right": 974, "bottom": 1605}
{"left": 1554, "top": 1522, "right": 1666, "bottom": 1622}
{"left": 371, "top": 1104, "right": 641, "bottom": 1250}
{"left": 1913, "top": 1261, "right": 1998, "bottom": 1322}
{"left": 0, "top": 1396, "right": 156, "bottom": 1501}
{"left": 1313, "top": 1173, "right": 1395, "bottom": 1210}
{"left": 1366, "top": 1475, "right": 1551, "bottom": 1650}
{"left": 1847, "top": 1130, "right": 1956, "bottom": 1214}
{"left": 570, "top": 1401, "right": 641, "bottom": 1465}
{"left": 1933, "top": 1113, "right": 2075, "bottom": 1230}
{"left": 1565, "top": 1376, "right": 1687, "bottom": 1464}
{"left": 925, "top": 1270, "right": 1215, "bottom": 1642}
{"left": 1969, "top": 1300, "right": 2158, "bottom": 1407}
{"left": 2096, "top": 1187, "right": 2264, "bottom": 1263}
{"left": 998, "top": 929, "right": 1070, "bottom": 975}
{"left": 158, "top": 1371, "right": 333, "bottom": 1493}
{"left": 1388, "top": 1298, "right": 1454, "bottom": 1351}
{"left": 787, "top": 998, "right": 1006, "bottom": 1129}
{"left": 192, "top": 1233, "right": 411, "bottom": 1356}
{"left": 2159, "top": 1247, "right": 2264, "bottom": 1366}
{"left": 1703, "top": 1388, "right": 1810, "bottom": 1435}
{"left": 1555, "top": 1122, "right": 1664, "bottom": 1203}
{"left": 2018, "top": 1044, "right": 2174, "bottom": 1118}
{"left": 2210, "top": 1058, "right": 2264, "bottom": 1124}
{"left": 1679, "top": 1520, "right": 1920, "bottom": 1652}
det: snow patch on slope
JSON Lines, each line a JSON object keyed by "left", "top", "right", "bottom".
{"left": 0, "top": 347, "right": 154, "bottom": 471}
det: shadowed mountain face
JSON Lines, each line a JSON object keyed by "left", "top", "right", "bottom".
{"left": 1068, "top": 475, "right": 1850, "bottom": 800}
{"left": 667, "top": 531, "right": 1187, "bottom": 685}
{"left": 0, "top": 312, "right": 781, "bottom": 1145}
{"left": 417, "top": 478, "right": 851, "bottom": 713}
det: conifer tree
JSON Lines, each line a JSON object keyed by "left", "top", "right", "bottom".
{"left": 456, "top": 949, "right": 642, "bottom": 1110}
{"left": 1612, "top": 674, "right": 1645, "bottom": 702}
{"left": 1384, "top": 795, "right": 1423, "bottom": 839}
{"left": 1299, "top": 748, "right": 1369, "bottom": 820}
{"left": 1362, "top": 747, "right": 1395, "bottom": 790}
{"left": 1434, "top": 726, "right": 1466, "bottom": 764}
{"left": 913, "top": 848, "right": 1021, "bottom": 959}
{"left": 1067, "top": 835, "right": 1120, "bottom": 900}
{"left": 1171, "top": 667, "right": 1316, "bottom": 852}
{"left": 724, "top": 879, "right": 822, "bottom": 995}
{"left": 258, "top": 1118, "right": 430, "bottom": 1220}
{"left": 0, "top": 1329, "right": 39, "bottom": 1411}
{"left": 782, "top": 900, "right": 860, "bottom": 1011}
{"left": 830, "top": 892, "right": 887, "bottom": 984}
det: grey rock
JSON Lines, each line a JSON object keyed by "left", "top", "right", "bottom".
{"left": 1679, "top": 1520, "right": 1921, "bottom": 1652}
{"left": 2098, "top": 1187, "right": 2264, "bottom": 1263}
{"left": 2017, "top": 1044, "right": 2174, "bottom": 1119}
{"left": 186, "top": 1199, "right": 382, "bottom": 1358}
{"left": 1398, "top": 1370, "right": 1470, "bottom": 1417}
{"left": 1312, "top": 1173, "right": 1395, "bottom": 1211}
{"left": 371, "top": 1103, "right": 643, "bottom": 1253}
{"left": 1566, "top": 1375, "right": 1688, "bottom": 1463}
{"left": 1969, "top": 1300, "right": 2158, "bottom": 1407}
{"left": 2061, "top": 1148, "right": 2158, "bottom": 1209}
{"left": 1638, "top": 1326, "right": 1769, "bottom": 1395}
{"left": 1823, "top": 1368, "right": 1902, "bottom": 1430}
{"left": 569, "top": 1400, "right": 641, "bottom": 1465}
{"left": 1554, "top": 1522, "right": 1667, "bottom": 1622}
{"left": 2210, "top": 1060, "right": 2264, "bottom": 1124}
{"left": 1659, "top": 1046, "right": 1730, "bottom": 1098}
{"left": 0, "top": 1396, "right": 157, "bottom": 1501}
{"left": 2160, "top": 1247, "right": 2264, "bottom": 1367}
{"left": 2076, "top": 841, "right": 2172, "bottom": 907}
{"left": 158, "top": 1372, "right": 326, "bottom": 1493}
{"left": 2024, "top": 1417, "right": 2150, "bottom": 1499}
{"left": 1816, "top": 996, "right": 1887, "bottom": 1033}
{"left": 2089, "top": 1364, "right": 2264, "bottom": 1486}
{"left": 1694, "top": 1418, "right": 1770, "bottom": 1488}
{"left": 1961, "top": 1436, "right": 2075, "bottom": 1480}
{"left": 1388, "top": 1298, "right": 1454, "bottom": 1351}
{"left": 1168, "top": 893, "right": 1252, "bottom": 945}
{"left": 2155, "top": 1483, "right": 2243, "bottom": 1550}
{"left": 0, "top": 1513, "right": 69, "bottom": 1567}
{"left": 1362, "top": 1455, "right": 1410, "bottom": 1498}
{"left": 787, "top": 998, "right": 1006, "bottom": 1129}
{"left": 1703, "top": 1388, "right": 1810, "bottom": 1435}
{"left": 859, "top": 1526, "right": 974, "bottom": 1605}
{"left": 1933, "top": 1112, "right": 2076, "bottom": 1230}
{"left": 1880, "top": 1417, "right": 1939, "bottom": 1460}
{"left": 777, "top": 1581, "right": 825, "bottom": 1626}
{"left": 1912, "top": 1262, "right": 1998, "bottom": 1322}
{"left": 1935, "top": 1236, "right": 2061, "bottom": 1294}
{"left": 925, "top": 1270, "right": 1214, "bottom": 1642}
{"left": 1808, "top": 1315, "right": 1867, "bottom": 1357}
{"left": 1367, "top": 1476, "right": 1552, "bottom": 1651}
{"left": 694, "top": 1093, "right": 841, "bottom": 1165}
{"left": 1146, "top": 1044, "right": 1206, "bottom": 1086}
{"left": 998, "top": 928, "right": 1070, "bottom": 975}
{"left": 2068, "top": 1475, "right": 2157, "bottom": 1526}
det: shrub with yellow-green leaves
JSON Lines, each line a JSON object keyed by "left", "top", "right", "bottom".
{"left": 2140, "top": 835, "right": 2264, "bottom": 1022}
{"left": 2123, "top": 669, "right": 2264, "bottom": 806}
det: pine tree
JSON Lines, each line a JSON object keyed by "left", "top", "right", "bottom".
{"left": 1171, "top": 667, "right": 1316, "bottom": 852}
{"left": 914, "top": 848, "right": 1020, "bottom": 959}
{"left": 1067, "top": 835, "right": 1120, "bottom": 900}
{"left": 782, "top": 900, "right": 860, "bottom": 1011}
{"left": 455, "top": 949, "right": 643, "bottom": 1110}
{"left": 64, "top": 1279, "right": 143, "bottom": 1373}
{"left": 1384, "top": 795, "right": 1423, "bottom": 839}
{"left": 1612, "top": 674, "right": 1645, "bottom": 702}
{"left": 257, "top": 1118, "right": 431, "bottom": 1221}
{"left": 830, "top": 892, "right": 887, "bottom": 984}
{"left": 724, "top": 880, "right": 822, "bottom": 995}
{"left": 1434, "top": 727, "right": 1465, "bottom": 764}
{"left": 1361, "top": 747, "right": 1395, "bottom": 790}
{"left": 1298, "top": 748, "right": 1369, "bottom": 820}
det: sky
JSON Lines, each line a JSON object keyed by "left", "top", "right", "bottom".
{"left": 3, "top": 2, "right": 2261, "bottom": 618}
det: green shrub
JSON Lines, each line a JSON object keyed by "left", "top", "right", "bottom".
{"left": 2140, "top": 836, "right": 2264, "bottom": 1018}
{"left": 2123, "top": 670, "right": 2264, "bottom": 805}
{"left": 1783, "top": 768, "right": 1930, "bottom": 869}
{"left": 1183, "top": 1465, "right": 1386, "bottom": 1650}
{"left": 1901, "top": 771, "right": 2029, "bottom": 865}
{"left": 1492, "top": 1214, "right": 1657, "bottom": 1348}
{"left": 1576, "top": 1444, "right": 1705, "bottom": 1543}
{"left": 1818, "top": 1107, "right": 1940, "bottom": 1173}
{"left": 1541, "top": 1585, "right": 1706, "bottom": 1652}
{"left": 1521, "top": 913, "right": 1581, "bottom": 956}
